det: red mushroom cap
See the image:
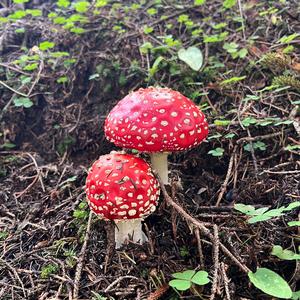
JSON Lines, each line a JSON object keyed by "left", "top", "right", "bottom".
{"left": 104, "top": 87, "right": 208, "bottom": 152}
{"left": 85, "top": 153, "right": 160, "bottom": 221}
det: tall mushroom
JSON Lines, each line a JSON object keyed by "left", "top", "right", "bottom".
{"left": 104, "top": 87, "right": 209, "bottom": 184}
{"left": 85, "top": 152, "right": 160, "bottom": 248}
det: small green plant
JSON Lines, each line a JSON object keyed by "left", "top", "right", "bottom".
{"left": 0, "top": 231, "right": 9, "bottom": 240}
{"left": 169, "top": 270, "right": 210, "bottom": 291}
{"left": 244, "top": 141, "right": 267, "bottom": 152}
{"left": 223, "top": 42, "right": 248, "bottom": 59}
{"left": 73, "top": 201, "right": 89, "bottom": 220}
{"left": 234, "top": 201, "right": 300, "bottom": 224}
{"left": 13, "top": 97, "right": 33, "bottom": 108}
{"left": 208, "top": 147, "right": 224, "bottom": 157}
{"left": 41, "top": 263, "right": 59, "bottom": 279}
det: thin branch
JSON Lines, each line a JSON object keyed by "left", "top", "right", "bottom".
{"left": 73, "top": 211, "right": 93, "bottom": 300}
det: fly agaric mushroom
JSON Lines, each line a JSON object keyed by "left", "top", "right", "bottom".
{"left": 104, "top": 87, "right": 209, "bottom": 184}
{"left": 85, "top": 152, "right": 160, "bottom": 248}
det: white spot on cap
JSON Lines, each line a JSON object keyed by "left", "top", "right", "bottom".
{"left": 152, "top": 117, "right": 157, "bottom": 122}
{"left": 159, "top": 109, "right": 165, "bottom": 113}
{"left": 184, "top": 119, "right": 190, "bottom": 124}
{"left": 137, "top": 195, "right": 143, "bottom": 200}
{"left": 117, "top": 211, "right": 126, "bottom": 216}
{"left": 151, "top": 133, "right": 158, "bottom": 138}
{"left": 120, "top": 204, "right": 129, "bottom": 209}
{"left": 180, "top": 133, "right": 185, "bottom": 139}
{"left": 161, "top": 121, "right": 168, "bottom": 126}
{"left": 142, "top": 179, "right": 147, "bottom": 185}
{"left": 128, "top": 192, "right": 133, "bottom": 198}
{"left": 128, "top": 209, "right": 137, "bottom": 216}
{"left": 189, "top": 130, "right": 195, "bottom": 135}
{"left": 171, "top": 112, "right": 178, "bottom": 117}
{"left": 131, "top": 202, "right": 137, "bottom": 207}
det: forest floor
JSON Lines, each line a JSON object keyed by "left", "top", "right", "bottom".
{"left": 0, "top": 0, "right": 299, "bottom": 299}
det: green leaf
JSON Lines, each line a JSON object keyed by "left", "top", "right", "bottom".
{"left": 178, "top": 47, "right": 203, "bottom": 71}
{"left": 20, "top": 76, "right": 31, "bottom": 84}
{"left": 23, "top": 63, "right": 38, "bottom": 71}
{"left": 224, "top": 133, "right": 235, "bottom": 139}
{"left": 26, "top": 9, "right": 42, "bottom": 17}
{"left": 39, "top": 41, "right": 55, "bottom": 51}
{"left": 292, "top": 290, "right": 300, "bottom": 300}
{"left": 285, "top": 144, "right": 300, "bottom": 151}
{"left": 263, "top": 208, "right": 284, "bottom": 217}
{"left": 238, "top": 48, "right": 248, "bottom": 58}
{"left": 208, "top": 147, "right": 224, "bottom": 157}
{"left": 248, "top": 214, "right": 272, "bottom": 224}
{"left": 139, "top": 42, "right": 153, "bottom": 54}
{"left": 1, "top": 143, "right": 16, "bottom": 149}
{"left": 172, "top": 270, "right": 195, "bottom": 280}
{"left": 191, "top": 271, "right": 210, "bottom": 285}
{"left": 223, "top": 0, "right": 237, "bottom": 9}
{"left": 241, "top": 117, "right": 257, "bottom": 127}
{"left": 247, "top": 207, "right": 269, "bottom": 216}
{"left": 271, "top": 245, "right": 300, "bottom": 260}
{"left": 8, "top": 10, "right": 27, "bottom": 20}
{"left": 74, "top": 1, "right": 90, "bottom": 12}
{"left": 169, "top": 279, "right": 191, "bottom": 291}
{"left": 13, "top": 97, "right": 33, "bottom": 108}
{"left": 70, "top": 27, "right": 85, "bottom": 34}
{"left": 13, "top": 0, "right": 29, "bottom": 3}
{"left": 204, "top": 32, "right": 228, "bottom": 43}
{"left": 283, "top": 201, "right": 300, "bottom": 211}
{"left": 214, "top": 120, "right": 231, "bottom": 126}
{"left": 248, "top": 268, "right": 292, "bottom": 298}
{"left": 279, "top": 33, "right": 298, "bottom": 44}
{"left": 57, "top": 0, "right": 70, "bottom": 7}
{"left": 147, "top": 8, "right": 157, "bottom": 15}
{"left": 194, "top": 0, "right": 205, "bottom": 5}
{"left": 53, "top": 16, "right": 67, "bottom": 24}
{"left": 57, "top": 76, "right": 68, "bottom": 83}
{"left": 15, "top": 28, "right": 25, "bottom": 34}
{"left": 288, "top": 221, "right": 300, "bottom": 227}
{"left": 234, "top": 203, "right": 255, "bottom": 214}
{"left": 95, "top": 0, "right": 107, "bottom": 7}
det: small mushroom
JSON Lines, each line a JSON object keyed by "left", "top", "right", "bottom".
{"left": 104, "top": 87, "right": 209, "bottom": 184}
{"left": 85, "top": 153, "right": 160, "bottom": 248}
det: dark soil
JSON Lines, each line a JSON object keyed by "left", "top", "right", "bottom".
{"left": 0, "top": 1, "right": 299, "bottom": 299}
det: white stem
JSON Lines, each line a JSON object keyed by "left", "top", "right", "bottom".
{"left": 150, "top": 152, "right": 169, "bottom": 185}
{"left": 114, "top": 219, "right": 147, "bottom": 249}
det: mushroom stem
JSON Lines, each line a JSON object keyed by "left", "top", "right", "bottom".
{"left": 114, "top": 219, "right": 147, "bottom": 249}
{"left": 149, "top": 152, "right": 169, "bottom": 185}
